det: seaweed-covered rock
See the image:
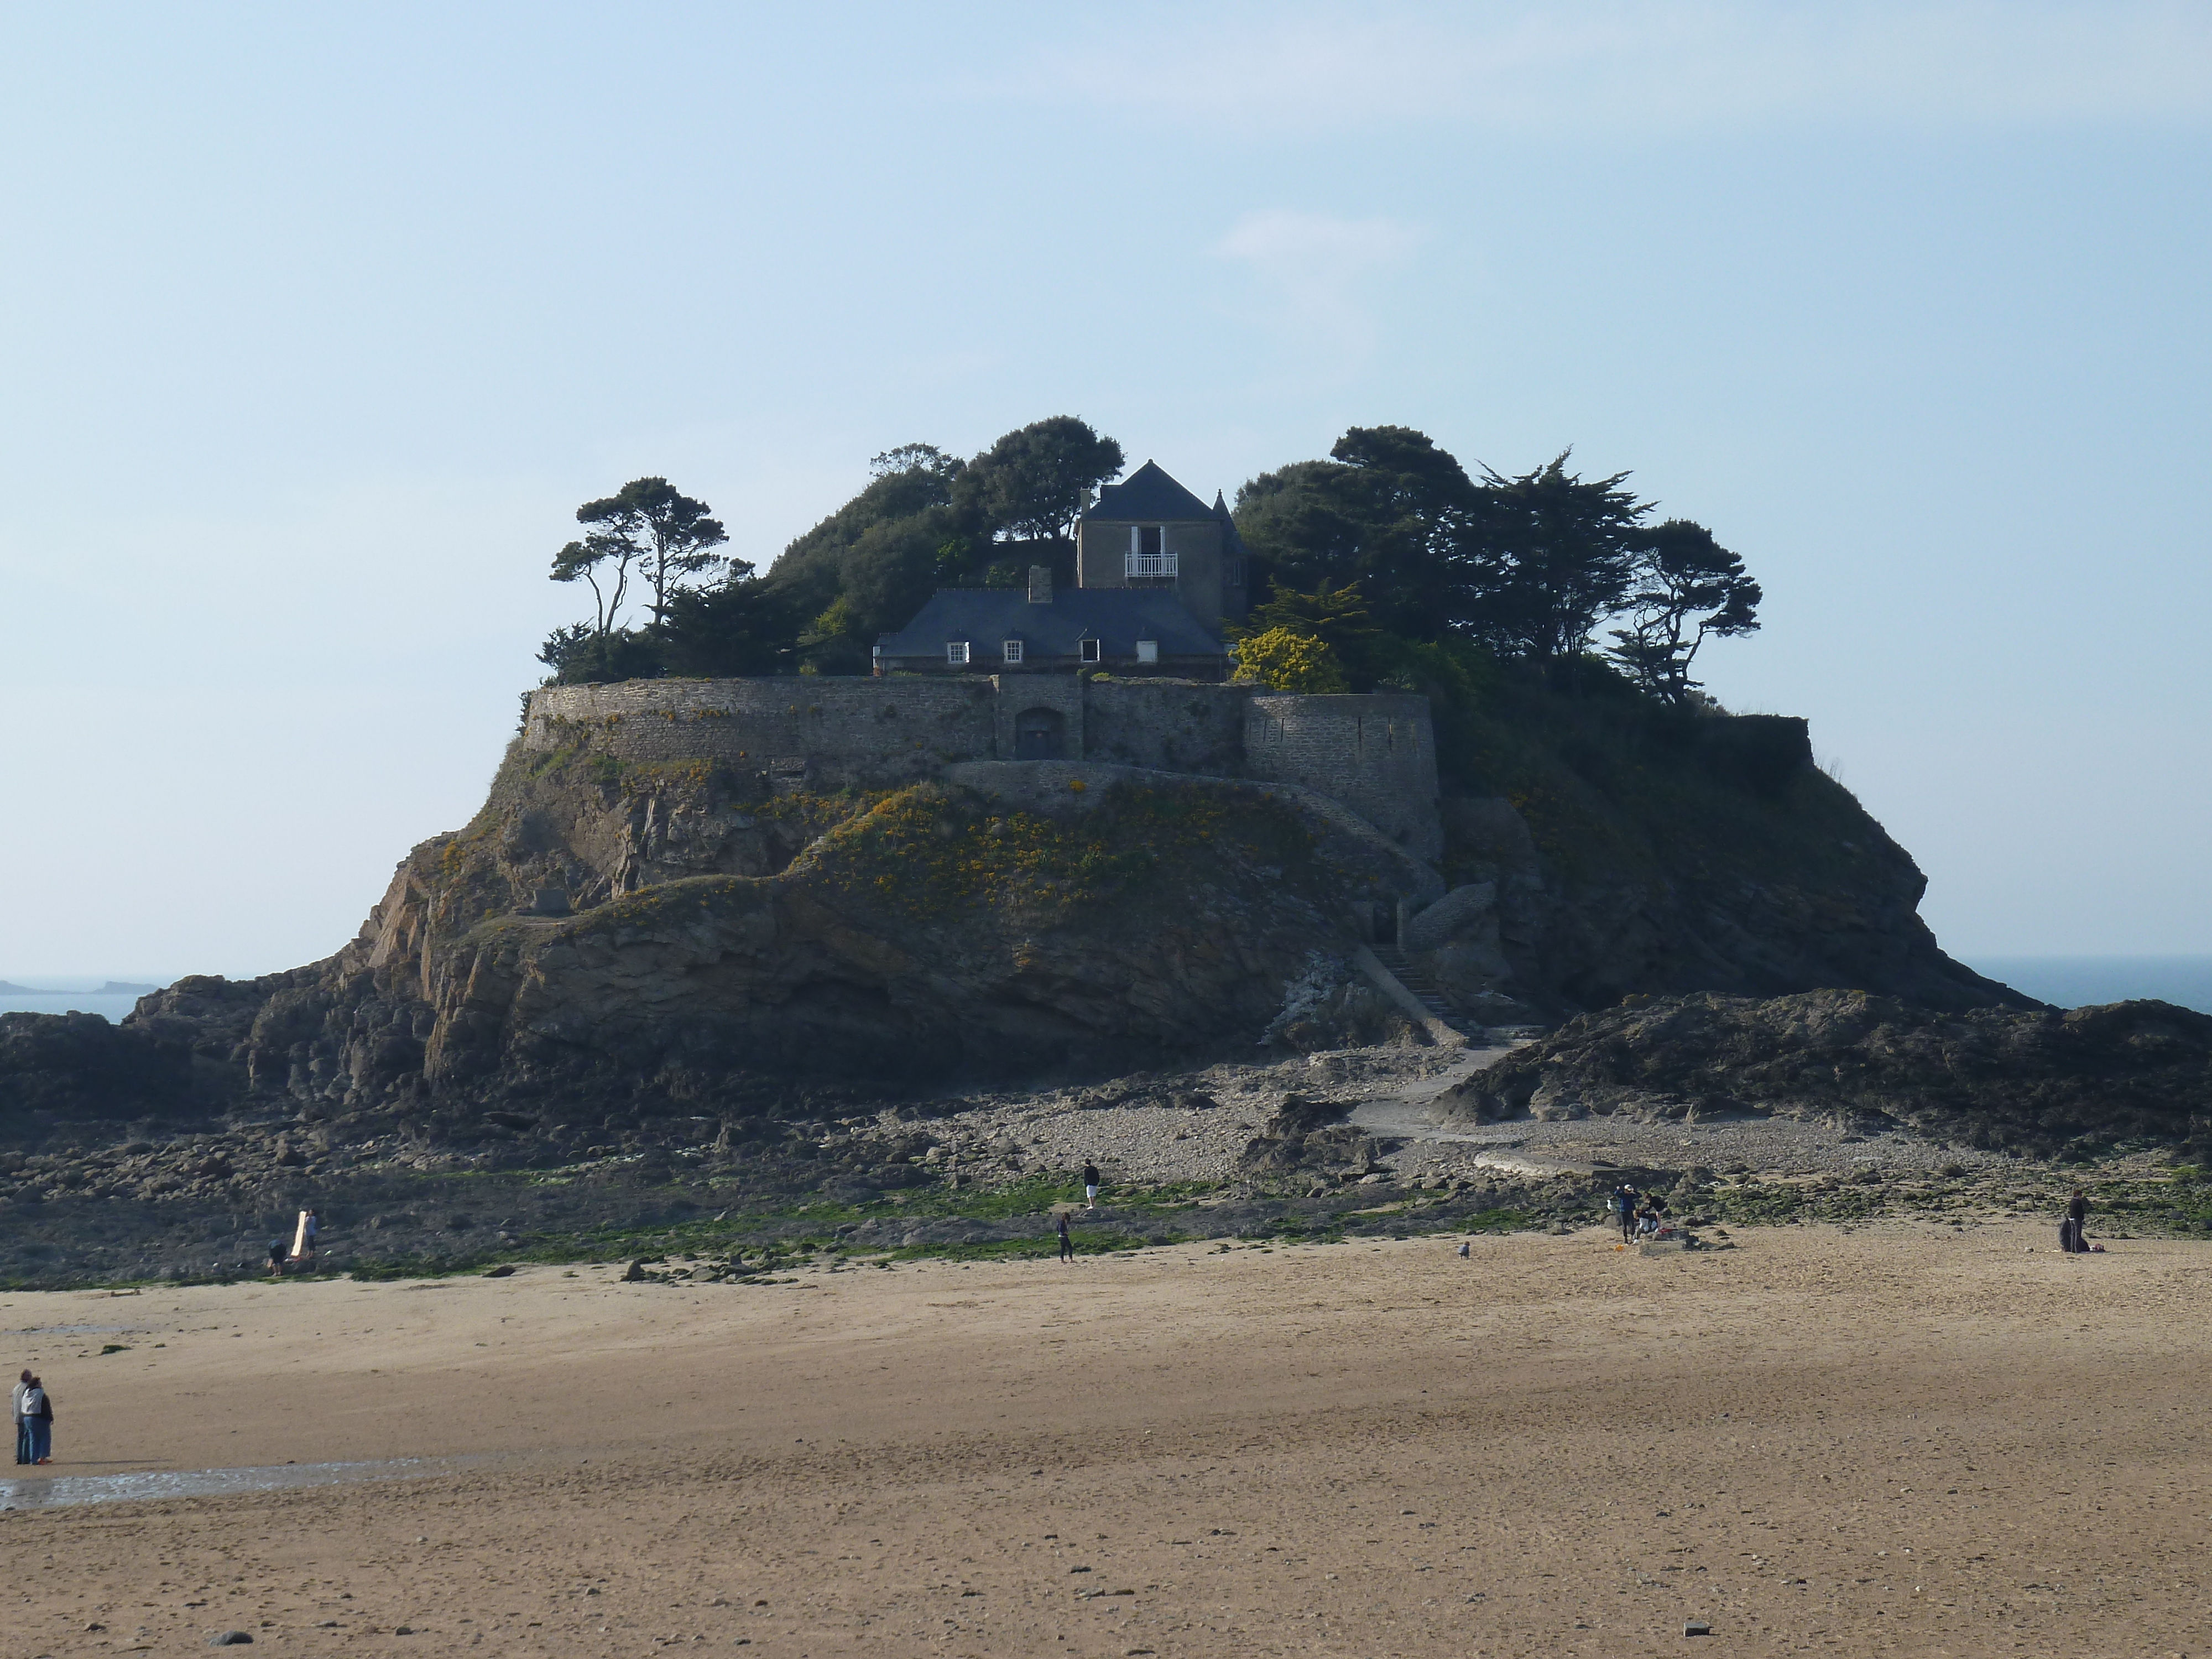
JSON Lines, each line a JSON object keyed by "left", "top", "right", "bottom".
{"left": 1480, "top": 989, "right": 2212, "bottom": 1152}
{"left": 0, "top": 1011, "right": 194, "bottom": 1122}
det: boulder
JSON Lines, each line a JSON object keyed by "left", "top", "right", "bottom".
{"left": 1404, "top": 883, "right": 1498, "bottom": 955}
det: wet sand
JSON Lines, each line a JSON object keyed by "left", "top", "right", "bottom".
{"left": 2, "top": 1223, "right": 2205, "bottom": 1656}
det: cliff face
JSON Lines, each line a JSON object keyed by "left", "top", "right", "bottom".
{"left": 1406, "top": 689, "right": 2020, "bottom": 1019}
{"left": 109, "top": 743, "right": 1418, "bottom": 1134}
{"left": 2, "top": 680, "right": 2031, "bottom": 1148}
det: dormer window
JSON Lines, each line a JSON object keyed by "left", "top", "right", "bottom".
{"left": 1079, "top": 637, "right": 1102, "bottom": 664}
{"left": 1003, "top": 639, "right": 1024, "bottom": 664}
{"left": 947, "top": 641, "right": 971, "bottom": 666}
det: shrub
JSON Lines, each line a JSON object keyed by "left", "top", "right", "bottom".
{"left": 1230, "top": 628, "right": 1350, "bottom": 693}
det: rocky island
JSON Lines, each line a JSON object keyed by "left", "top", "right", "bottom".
{"left": 3, "top": 426, "right": 2203, "bottom": 1284}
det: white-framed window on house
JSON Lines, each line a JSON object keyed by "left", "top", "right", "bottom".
{"left": 1079, "top": 637, "right": 1102, "bottom": 663}
{"left": 1135, "top": 639, "right": 1159, "bottom": 665}
{"left": 1002, "top": 639, "right": 1024, "bottom": 664}
{"left": 1126, "top": 524, "right": 1177, "bottom": 580}
{"left": 947, "top": 641, "right": 971, "bottom": 666}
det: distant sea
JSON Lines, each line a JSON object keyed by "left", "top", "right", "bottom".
{"left": 0, "top": 982, "right": 161, "bottom": 1022}
{"left": 1968, "top": 956, "right": 2212, "bottom": 1015}
{"left": 6, "top": 959, "right": 2208, "bottom": 1025}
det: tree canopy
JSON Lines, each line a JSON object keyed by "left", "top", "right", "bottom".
{"left": 1232, "top": 427, "right": 1756, "bottom": 683}
{"left": 533, "top": 419, "right": 1760, "bottom": 706}
{"left": 763, "top": 415, "right": 1122, "bottom": 647}
{"left": 951, "top": 416, "right": 1124, "bottom": 544}
{"left": 1606, "top": 519, "right": 1762, "bottom": 702}
{"left": 573, "top": 477, "right": 730, "bottom": 630}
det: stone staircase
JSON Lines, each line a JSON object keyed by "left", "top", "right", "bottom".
{"left": 1370, "top": 944, "right": 1477, "bottom": 1040}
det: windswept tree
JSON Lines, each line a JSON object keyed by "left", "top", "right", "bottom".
{"left": 567, "top": 477, "right": 730, "bottom": 632}
{"left": 1468, "top": 452, "right": 1649, "bottom": 661}
{"left": 550, "top": 528, "right": 637, "bottom": 639}
{"left": 954, "top": 416, "right": 1124, "bottom": 543}
{"left": 1607, "top": 519, "right": 1762, "bottom": 702}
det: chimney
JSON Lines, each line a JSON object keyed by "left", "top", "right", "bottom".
{"left": 1027, "top": 565, "right": 1053, "bottom": 603}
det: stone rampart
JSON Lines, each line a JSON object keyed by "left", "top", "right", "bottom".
{"left": 525, "top": 678, "right": 997, "bottom": 790}
{"left": 1243, "top": 694, "right": 1442, "bottom": 862}
{"left": 1081, "top": 680, "right": 1246, "bottom": 775}
{"left": 527, "top": 676, "right": 1442, "bottom": 859}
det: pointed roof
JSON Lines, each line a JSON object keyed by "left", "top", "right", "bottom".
{"left": 1213, "top": 489, "right": 1248, "bottom": 556}
{"left": 1082, "top": 460, "right": 1215, "bottom": 524}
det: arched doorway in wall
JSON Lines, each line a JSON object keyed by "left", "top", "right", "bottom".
{"left": 1014, "top": 707, "right": 1066, "bottom": 760}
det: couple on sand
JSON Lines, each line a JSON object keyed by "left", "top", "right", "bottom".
{"left": 12, "top": 1369, "right": 54, "bottom": 1465}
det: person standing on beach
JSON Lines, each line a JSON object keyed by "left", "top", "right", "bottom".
{"left": 1083, "top": 1162, "right": 1102, "bottom": 1210}
{"left": 1057, "top": 1209, "right": 1075, "bottom": 1264}
{"left": 1613, "top": 1183, "right": 1639, "bottom": 1244}
{"left": 22, "top": 1375, "right": 51, "bottom": 1465}
{"left": 11, "top": 1368, "right": 29, "bottom": 1465}
{"left": 266, "top": 1237, "right": 285, "bottom": 1279}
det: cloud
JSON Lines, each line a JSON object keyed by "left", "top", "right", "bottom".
{"left": 1210, "top": 210, "right": 1425, "bottom": 368}
{"left": 1016, "top": 2, "right": 2212, "bottom": 134}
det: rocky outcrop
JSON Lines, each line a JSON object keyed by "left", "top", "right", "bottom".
{"left": 1412, "top": 697, "right": 2025, "bottom": 1017}
{"left": 1458, "top": 990, "right": 2212, "bottom": 1154}
{"left": 1235, "top": 1093, "right": 1381, "bottom": 1178}
{"left": 3, "top": 685, "right": 2051, "bottom": 1152}
{"left": 69, "top": 749, "right": 1426, "bottom": 1135}
{"left": 0, "top": 1011, "right": 194, "bottom": 1123}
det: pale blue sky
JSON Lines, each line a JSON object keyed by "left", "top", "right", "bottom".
{"left": 1, "top": 2, "right": 2205, "bottom": 978}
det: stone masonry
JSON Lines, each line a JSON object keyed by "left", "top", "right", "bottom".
{"left": 525, "top": 676, "right": 1443, "bottom": 862}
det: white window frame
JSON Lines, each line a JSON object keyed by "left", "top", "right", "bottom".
{"left": 946, "top": 641, "right": 971, "bottom": 666}
{"left": 1079, "top": 637, "right": 1102, "bottom": 664}
{"left": 1135, "top": 639, "right": 1159, "bottom": 665}
{"left": 1002, "top": 639, "right": 1024, "bottom": 664}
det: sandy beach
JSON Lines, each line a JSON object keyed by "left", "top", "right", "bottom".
{"left": 3, "top": 1223, "right": 2205, "bottom": 1657}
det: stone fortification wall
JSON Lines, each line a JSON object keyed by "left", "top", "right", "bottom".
{"left": 1244, "top": 694, "right": 1442, "bottom": 862}
{"left": 1081, "top": 680, "right": 1246, "bottom": 776}
{"left": 525, "top": 678, "right": 997, "bottom": 790}
{"left": 527, "top": 677, "right": 1443, "bottom": 860}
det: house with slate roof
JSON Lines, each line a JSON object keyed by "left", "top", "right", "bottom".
{"left": 1076, "top": 460, "right": 1250, "bottom": 635}
{"left": 873, "top": 460, "right": 1250, "bottom": 680}
{"left": 873, "top": 565, "right": 1230, "bottom": 679}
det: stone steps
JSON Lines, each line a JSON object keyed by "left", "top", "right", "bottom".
{"left": 1371, "top": 945, "right": 1475, "bottom": 1035}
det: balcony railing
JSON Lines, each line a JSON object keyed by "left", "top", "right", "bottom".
{"left": 1125, "top": 550, "right": 1178, "bottom": 580}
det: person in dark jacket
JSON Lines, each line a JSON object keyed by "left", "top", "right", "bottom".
{"left": 1613, "top": 1184, "right": 1639, "bottom": 1244}
{"left": 1083, "top": 1162, "right": 1102, "bottom": 1209}
{"left": 12, "top": 1368, "right": 30, "bottom": 1465}
{"left": 2061, "top": 1190, "right": 2091, "bottom": 1253}
{"left": 1057, "top": 1209, "right": 1075, "bottom": 1263}
{"left": 22, "top": 1375, "right": 51, "bottom": 1465}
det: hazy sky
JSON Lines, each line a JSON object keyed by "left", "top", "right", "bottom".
{"left": 2, "top": 1, "right": 2206, "bottom": 978}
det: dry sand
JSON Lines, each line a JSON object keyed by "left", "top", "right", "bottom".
{"left": 2, "top": 1223, "right": 2206, "bottom": 1657}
